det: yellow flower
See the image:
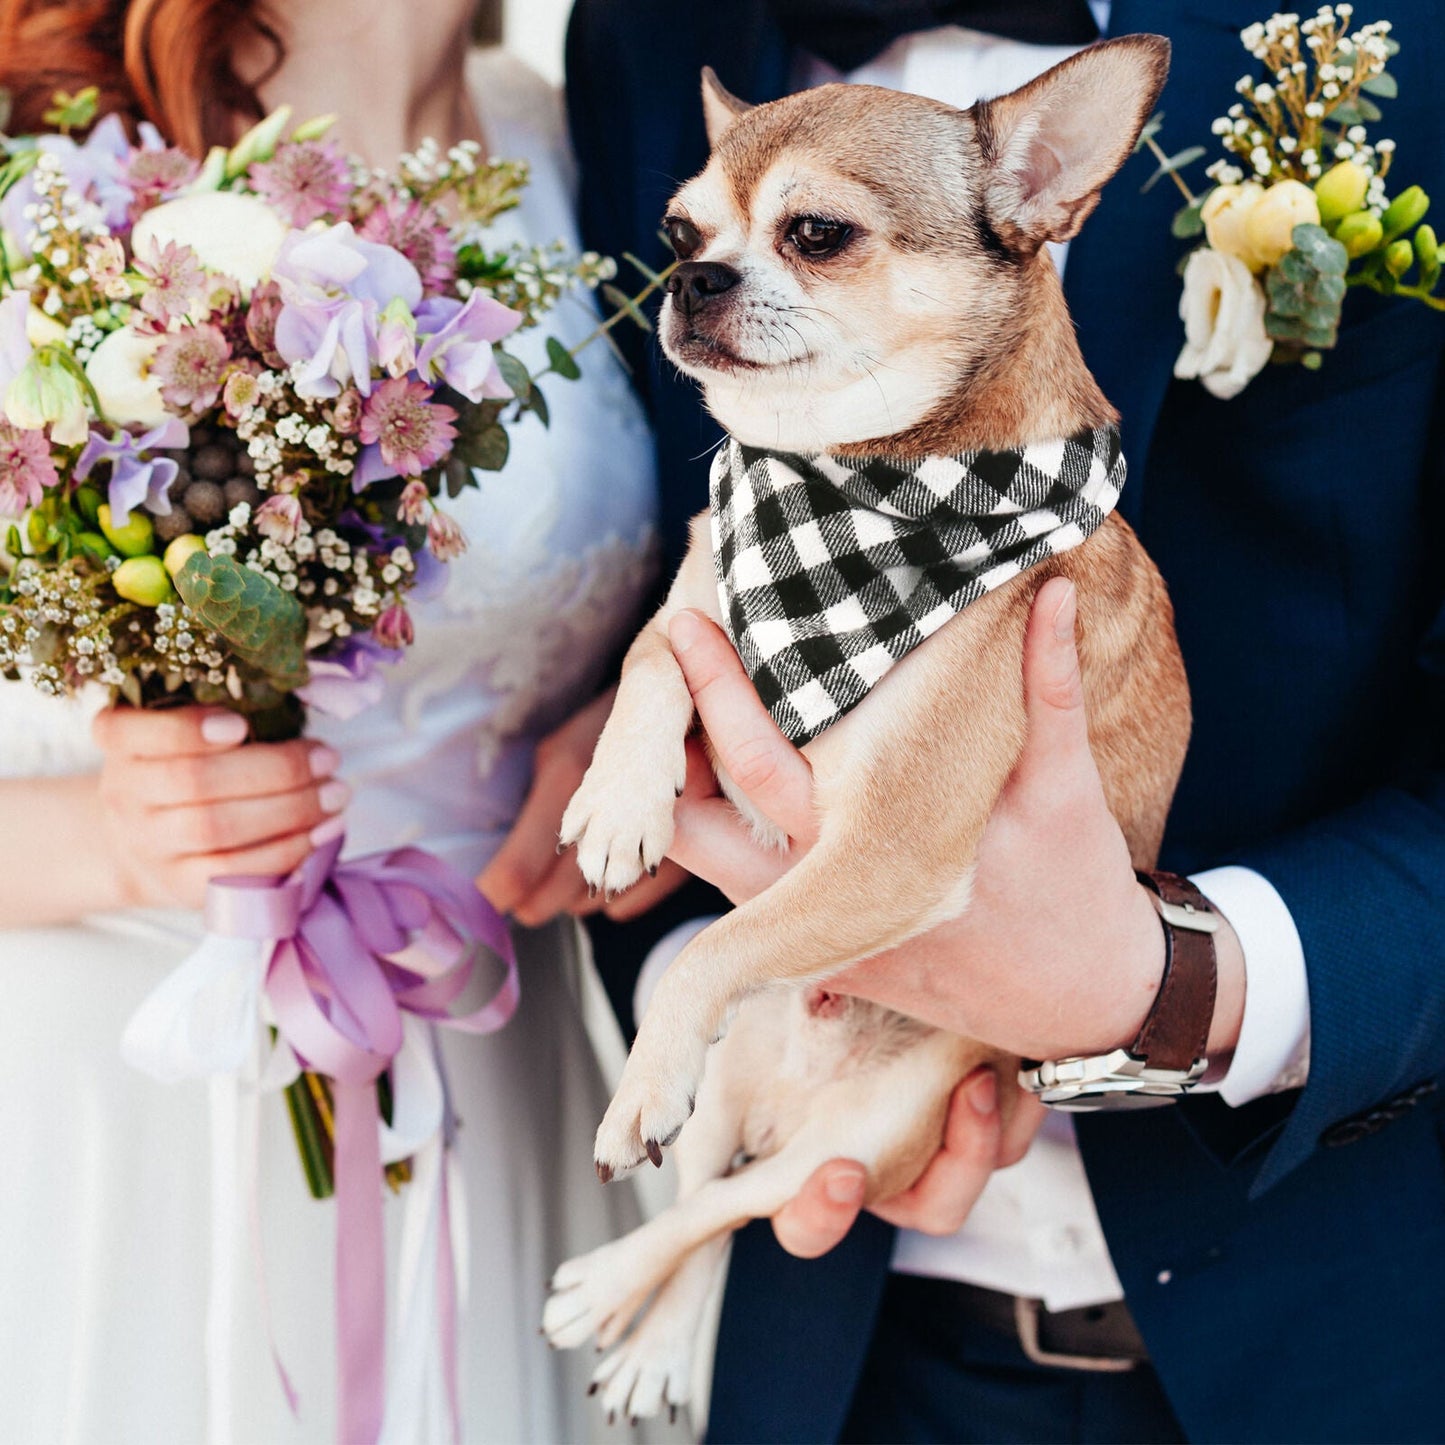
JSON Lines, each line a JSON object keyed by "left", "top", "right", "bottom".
{"left": 1243, "top": 180, "right": 1322, "bottom": 269}
{"left": 1314, "top": 161, "right": 1370, "bottom": 224}
{"left": 1202, "top": 183, "right": 1267, "bottom": 269}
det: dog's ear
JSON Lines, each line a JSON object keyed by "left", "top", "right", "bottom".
{"left": 701, "top": 66, "right": 754, "bottom": 147}
{"left": 975, "top": 35, "right": 1170, "bottom": 254}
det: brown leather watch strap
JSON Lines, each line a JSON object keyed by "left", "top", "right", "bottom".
{"left": 1131, "top": 871, "right": 1219, "bottom": 1072}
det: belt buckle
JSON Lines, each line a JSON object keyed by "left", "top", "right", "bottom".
{"left": 1011, "top": 1296, "right": 1139, "bottom": 1374}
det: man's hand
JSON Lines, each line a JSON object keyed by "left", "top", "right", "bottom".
{"left": 772, "top": 1069, "right": 1047, "bottom": 1258}
{"left": 477, "top": 688, "right": 689, "bottom": 926}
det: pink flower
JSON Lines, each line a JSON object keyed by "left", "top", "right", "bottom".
{"left": 398, "top": 478, "right": 430, "bottom": 524}
{"left": 223, "top": 369, "right": 261, "bottom": 417}
{"left": 152, "top": 324, "right": 231, "bottom": 412}
{"left": 374, "top": 602, "right": 415, "bottom": 650}
{"left": 249, "top": 141, "right": 353, "bottom": 228}
{"left": 358, "top": 198, "right": 457, "bottom": 295}
{"left": 254, "top": 492, "right": 303, "bottom": 545}
{"left": 126, "top": 146, "right": 200, "bottom": 213}
{"left": 331, "top": 389, "right": 363, "bottom": 436}
{"left": 134, "top": 239, "right": 209, "bottom": 326}
{"left": 427, "top": 508, "right": 467, "bottom": 562}
{"left": 358, "top": 377, "right": 457, "bottom": 479}
{"left": 0, "top": 422, "right": 57, "bottom": 514}
{"left": 244, "top": 280, "right": 285, "bottom": 366}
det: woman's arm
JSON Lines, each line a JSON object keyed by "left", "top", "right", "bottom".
{"left": 0, "top": 707, "right": 348, "bottom": 928}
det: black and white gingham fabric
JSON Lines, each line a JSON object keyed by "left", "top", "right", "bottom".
{"left": 709, "top": 426, "right": 1125, "bottom": 745}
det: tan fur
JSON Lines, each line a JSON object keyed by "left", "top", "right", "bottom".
{"left": 546, "top": 37, "right": 1185, "bottom": 1422}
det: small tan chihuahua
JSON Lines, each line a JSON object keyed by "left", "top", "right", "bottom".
{"left": 544, "top": 37, "right": 1190, "bottom": 1422}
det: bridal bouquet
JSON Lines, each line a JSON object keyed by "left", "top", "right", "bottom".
{"left": 0, "top": 88, "right": 653, "bottom": 1440}
{"left": 1141, "top": 6, "right": 1442, "bottom": 397}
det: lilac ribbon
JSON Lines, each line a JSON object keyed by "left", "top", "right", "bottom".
{"left": 203, "top": 834, "right": 517, "bottom": 1445}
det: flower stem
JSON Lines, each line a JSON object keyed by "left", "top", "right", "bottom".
{"left": 1146, "top": 136, "right": 1199, "bottom": 206}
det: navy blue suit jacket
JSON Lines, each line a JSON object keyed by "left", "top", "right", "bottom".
{"left": 567, "top": 2, "right": 1445, "bottom": 1439}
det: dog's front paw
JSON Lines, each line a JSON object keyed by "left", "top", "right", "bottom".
{"left": 542, "top": 1240, "right": 649, "bottom": 1354}
{"left": 593, "top": 1022, "right": 704, "bottom": 1180}
{"left": 588, "top": 1307, "right": 696, "bottom": 1427}
{"left": 559, "top": 734, "right": 687, "bottom": 897}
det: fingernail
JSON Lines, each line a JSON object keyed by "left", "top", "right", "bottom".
{"left": 200, "top": 712, "right": 248, "bottom": 746}
{"left": 317, "top": 780, "right": 351, "bottom": 814}
{"left": 825, "top": 1166, "right": 867, "bottom": 1205}
{"left": 309, "top": 744, "right": 341, "bottom": 779}
{"left": 968, "top": 1071, "right": 998, "bottom": 1116}
{"left": 310, "top": 814, "right": 346, "bottom": 847}
{"left": 670, "top": 610, "right": 701, "bottom": 652}
{"left": 1052, "top": 583, "right": 1077, "bottom": 642}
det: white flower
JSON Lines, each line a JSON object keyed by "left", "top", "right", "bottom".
{"left": 84, "top": 327, "right": 168, "bottom": 428}
{"left": 130, "top": 192, "right": 289, "bottom": 295}
{"left": 1174, "top": 248, "right": 1273, "bottom": 400}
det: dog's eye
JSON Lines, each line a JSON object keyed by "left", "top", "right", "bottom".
{"left": 664, "top": 216, "right": 703, "bottom": 259}
{"left": 788, "top": 217, "right": 852, "bottom": 258}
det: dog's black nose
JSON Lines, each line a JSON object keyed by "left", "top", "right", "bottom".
{"left": 667, "top": 261, "right": 740, "bottom": 318}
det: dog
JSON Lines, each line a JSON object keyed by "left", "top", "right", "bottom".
{"left": 543, "top": 36, "right": 1190, "bottom": 1423}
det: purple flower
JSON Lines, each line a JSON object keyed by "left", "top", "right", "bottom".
{"left": 249, "top": 141, "right": 353, "bottom": 228}
{"left": 357, "top": 378, "right": 457, "bottom": 484}
{"left": 74, "top": 417, "right": 190, "bottom": 527}
{"left": 271, "top": 224, "right": 423, "bottom": 399}
{"left": 414, "top": 292, "right": 522, "bottom": 404}
{"left": 0, "top": 115, "right": 135, "bottom": 255}
{"left": 0, "top": 292, "right": 34, "bottom": 417}
{"left": 297, "top": 635, "right": 398, "bottom": 721}
{"left": 151, "top": 325, "right": 231, "bottom": 413}
{"left": 0, "top": 421, "right": 58, "bottom": 514}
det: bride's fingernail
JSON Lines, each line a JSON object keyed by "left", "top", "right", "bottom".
{"left": 670, "top": 610, "right": 701, "bottom": 652}
{"left": 309, "top": 745, "right": 341, "bottom": 779}
{"left": 317, "top": 780, "right": 351, "bottom": 814}
{"left": 200, "top": 712, "right": 248, "bottom": 746}
{"left": 310, "top": 815, "right": 346, "bottom": 847}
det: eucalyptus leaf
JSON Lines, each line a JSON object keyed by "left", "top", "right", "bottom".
{"left": 1134, "top": 111, "right": 1165, "bottom": 154}
{"left": 493, "top": 349, "right": 533, "bottom": 401}
{"left": 1171, "top": 198, "right": 1206, "bottom": 239}
{"left": 464, "top": 423, "right": 510, "bottom": 472}
{"left": 173, "top": 553, "right": 308, "bottom": 692}
{"left": 1362, "top": 71, "right": 1398, "bottom": 98}
{"left": 530, "top": 384, "right": 550, "bottom": 429}
{"left": 603, "top": 283, "right": 654, "bottom": 332}
{"left": 545, "top": 335, "right": 582, "bottom": 381}
{"left": 622, "top": 251, "right": 667, "bottom": 285}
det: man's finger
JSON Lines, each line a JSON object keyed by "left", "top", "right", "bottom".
{"left": 669, "top": 610, "right": 816, "bottom": 843}
{"left": 772, "top": 1161, "right": 867, "bottom": 1259}
{"left": 870, "top": 1069, "right": 1002, "bottom": 1233}
{"left": 668, "top": 795, "right": 795, "bottom": 903}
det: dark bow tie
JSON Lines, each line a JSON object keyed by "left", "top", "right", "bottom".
{"left": 769, "top": 0, "right": 1100, "bottom": 74}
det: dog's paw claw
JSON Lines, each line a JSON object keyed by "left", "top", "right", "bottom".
{"left": 645, "top": 1138, "right": 663, "bottom": 1168}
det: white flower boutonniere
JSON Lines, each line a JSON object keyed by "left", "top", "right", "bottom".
{"left": 1139, "top": 5, "right": 1443, "bottom": 397}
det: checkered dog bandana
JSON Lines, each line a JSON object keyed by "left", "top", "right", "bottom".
{"left": 709, "top": 426, "right": 1125, "bottom": 745}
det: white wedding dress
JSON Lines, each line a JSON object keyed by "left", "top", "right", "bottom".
{"left": 0, "top": 52, "right": 669, "bottom": 1445}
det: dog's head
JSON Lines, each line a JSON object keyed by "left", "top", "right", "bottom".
{"left": 659, "top": 37, "right": 1168, "bottom": 453}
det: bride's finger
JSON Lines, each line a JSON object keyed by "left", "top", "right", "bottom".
{"left": 478, "top": 752, "right": 588, "bottom": 914}
{"left": 157, "top": 782, "right": 350, "bottom": 859}
{"left": 168, "top": 832, "right": 320, "bottom": 911}
{"left": 668, "top": 795, "right": 794, "bottom": 904}
{"left": 93, "top": 705, "right": 250, "bottom": 758}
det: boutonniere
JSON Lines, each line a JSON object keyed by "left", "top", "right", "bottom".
{"left": 1140, "top": 5, "right": 1441, "bottom": 399}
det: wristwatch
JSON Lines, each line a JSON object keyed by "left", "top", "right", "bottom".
{"left": 1018, "top": 871, "right": 1219, "bottom": 1111}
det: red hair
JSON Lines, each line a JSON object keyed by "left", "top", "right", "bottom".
{"left": 0, "top": 0, "right": 284, "bottom": 155}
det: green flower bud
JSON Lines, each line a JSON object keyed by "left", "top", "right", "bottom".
{"left": 74, "top": 530, "right": 117, "bottom": 564}
{"left": 225, "top": 105, "right": 294, "bottom": 179}
{"left": 1384, "top": 238, "right": 1415, "bottom": 278}
{"left": 25, "top": 507, "right": 56, "bottom": 553}
{"left": 4, "top": 355, "right": 90, "bottom": 446}
{"left": 163, "top": 533, "right": 208, "bottom": 578}
{"left": 73, "top": 485, "right": 103, "bottom": 527}
{"left": 1413, "top": 224, "right": 1439, "bottom": 267}
{"left": 188, "top": 146, "right": 228, "bottom": 195}
{"left": 113, "top": 555, "right": 176, "bottom": 607}
{"left": 1315, "top": 161, "right": 1371, "bottom": 224}
{"left": 97, "top": 502, "right": 156, "bottom": 558}
{"left": 1334, "top": 211, "right": 1384, "bottom": 258}
{"left": 290, "top": 113, "right": 338, "bottom": 143}
{"left": 1381, "top": 185, "right": 1429, "bottom": 243}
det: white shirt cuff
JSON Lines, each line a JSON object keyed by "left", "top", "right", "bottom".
{"left": 1190, "top": 865, "right": 1311, "bottom": 1105}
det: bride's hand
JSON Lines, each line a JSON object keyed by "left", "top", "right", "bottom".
{"left": 92, "top": 706, "right": 349, "bottom": 911}
{"left": 477, "top": 688, "right": 690, "bottom": 926}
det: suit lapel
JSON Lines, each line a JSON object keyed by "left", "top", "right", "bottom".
{"left": 1065, "top": 0, "right": 1247, "bottom": 525}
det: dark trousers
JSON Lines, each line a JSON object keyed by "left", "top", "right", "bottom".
{"left": 839, "top": 1273, "right": 1187, "bottom": 1445}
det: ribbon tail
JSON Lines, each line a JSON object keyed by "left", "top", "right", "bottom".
{"left": 438, "top": 1148, "right": 461, "bottom": 1445}
{"left": 335, "top": 1080, "right": 387, "bottom": 1445}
